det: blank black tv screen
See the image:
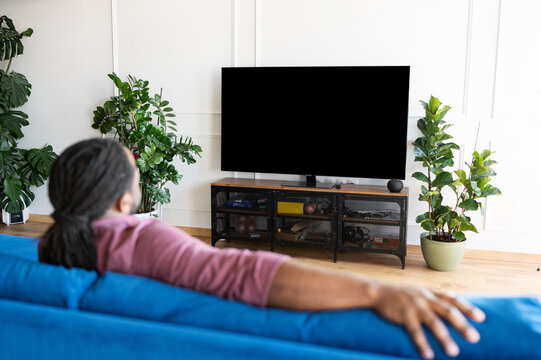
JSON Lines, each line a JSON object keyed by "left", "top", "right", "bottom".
{"left": 221, "top": 66, "right": 410, "bottom": 180}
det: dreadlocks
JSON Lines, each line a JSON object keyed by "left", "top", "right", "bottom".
{"left": 41, "top": 138, "right": 135, "bottom": 271}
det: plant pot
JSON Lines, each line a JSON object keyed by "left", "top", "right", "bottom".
{"left": 420, "top": 232, "right": 466, "bottom": 271}
{"left": 134, "top": 209, "right": 159, "bottom": 220}
{"left": 2, "top": 207, "right": 29, "bottom": 226}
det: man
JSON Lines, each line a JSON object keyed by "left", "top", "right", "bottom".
{"left": 39, "top": 138, "right": 484, "bottom": 360}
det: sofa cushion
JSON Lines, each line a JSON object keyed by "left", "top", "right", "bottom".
{"left": 0, "top": 253, "right": 97, "bottom": 309}
{"left": 0, "top": 298, "right": 407, "bottom": 360}
{"left": 80, "top": 272, "right": 541, "bottom": 360}
{"left": 0, "top": 234, "right": 38, "bottom": 261}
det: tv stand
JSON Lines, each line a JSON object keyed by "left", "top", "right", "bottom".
{"left": 211, "top": 177, "right": 408, "bottom": 268}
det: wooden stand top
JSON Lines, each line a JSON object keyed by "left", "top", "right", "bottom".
{"left": 211, "top": 177, "right": 408, "bottom": 197}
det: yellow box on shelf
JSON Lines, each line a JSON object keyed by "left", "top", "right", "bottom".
{"left": 277, "top": 201, "right": 304, "bottom": 214}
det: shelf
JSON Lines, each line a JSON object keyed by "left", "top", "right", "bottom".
{"left": 342, "top": 217, "right": 400, "bottom": 226}
{"left": 341, "top": 243, "right": 400, "bottom": 253}
{"left": 276, "top": 213, "right": 332, "bottom": 221}
{"left": 216, "top": 207, "right": 267, "bottom": 216}
{"left": 276, "top": 238, "right": 332, "bottom": 249}
{"left": 220, "top": 228, "right": 269, "bottom": 242}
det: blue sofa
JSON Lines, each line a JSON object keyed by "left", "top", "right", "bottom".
{"left": 0, "top": 233, "right": 540, "bottom": 360}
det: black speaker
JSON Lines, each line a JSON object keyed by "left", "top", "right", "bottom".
{"left": 387, "top": 179, "right": 403, "bottom": 193}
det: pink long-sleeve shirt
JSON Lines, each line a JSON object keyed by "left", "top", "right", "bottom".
{"left": 39, "top": 215, "right": 290, "bottom": 308}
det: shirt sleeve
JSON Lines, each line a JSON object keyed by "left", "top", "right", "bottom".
{"left": 131, "top": 220, "right": 290, "bottom": 308}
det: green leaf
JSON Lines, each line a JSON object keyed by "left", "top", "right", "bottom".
{"left": 472, "top": 168, "right": 496, "bottom": 181}
{"left": 420, "top": 219, "right": 436, "bottom": 231}
{"left": 480, "top": 149, "right": 493, "bottom": 160}
{"left": 466, "top": 180, "right": 479, "bottom": 196}
{"left": 431, "top": 192, "right": 443, "bottom": 209}
{"left": 0, "top": 70, "right": 32, "bottom": 108}
{"left": 459, "top": 220, "right": 478, "bottom": 233}
{"left": 3, "top": 177, "right": 22, "bottom": 202}
{"left": 415, "top": 213, "right": 430, "bottom": 223}
{"left": 136, "top": 157, "right": 147, "bottom": 172}
{"left": 452, "top": 231, "right": 466, "bottom": 241}
{"left": 413, "top": 147, "right": 426, "bottom": 160}
{"left": 448, "top": 218, "right": 460, "bottom": 231}
{"left": 481, "top": 186, "right": 502, "bottom": 197}
{"left": 417, "top": 119, "right": 428, "bottom": 136}
{"left": 0, "top": 16, "right": 33, "bottom": 61}
{"left": 428, "top": 95, "right": 441, "bottom": 114}
{"left": 459, "top": 199, "right": 479, "bottom": 211}
{"left": 103, "top": 101, "right": 117, "bottom": 115}
{"left": 434, "top": 105, "right": 451, "bottom": 120}
{"left": 0, "top": 109, "right": 29, "bottom": 144}
{"left": 433, "top": 205, "right": 451, "bottom": 218}
{"left": 412, "top": 171, "right": 430, "bottom": 183}
{"left": 25, "top": 145, "right": 57, "bottom": 175}
{"left": 455, "top": 169, "right": 467, "bottom": 184}
{"left": 431, "top": 171, "right": 453, "bottom": 188}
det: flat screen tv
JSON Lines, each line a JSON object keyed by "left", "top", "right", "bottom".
{"left": 221, "top": 66, "right": 410, "bottom": 188}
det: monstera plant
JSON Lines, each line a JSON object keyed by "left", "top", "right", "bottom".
{"left": 0, "top": 15, "right": 57, "bottom": 219}
{"left": 92, "top": 73, "right": 202, "bottom": 214}
{"left": 412, "top": 96, "right": 501, "bottom": 270}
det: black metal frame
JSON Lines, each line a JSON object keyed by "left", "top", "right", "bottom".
{"left": 211, "top": 185, "right": 274, "bottom": 247}
{"left": 337, "top": 193, "right": 408, "bottom": 269}
{"left": 211, "top": 184, "right": 408, "bottom": 268}
{"left": 273, "top": 189, "right": 337, "bottom": 254}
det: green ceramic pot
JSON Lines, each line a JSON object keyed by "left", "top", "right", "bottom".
{"left": 420, "top": 232, "right": 466, "bottom": 271}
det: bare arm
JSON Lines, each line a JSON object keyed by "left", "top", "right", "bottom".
{"left": 268, "top": 259, "right": 485, "bottom": 360}
{"left": 267, "top": 258, "right": 380, "bottom": 310}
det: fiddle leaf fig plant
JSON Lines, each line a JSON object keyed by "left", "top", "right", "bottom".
{"left": 0, "top": 15, "right": 58, "bottom": 214}
{"left": 92, "top": 73, "right": 202, "bottom": 214}
{"left": 412, "top": 96, "right": 501, "bottom": 242}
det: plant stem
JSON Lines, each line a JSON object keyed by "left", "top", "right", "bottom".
{"left": 5, "top": 56, "right": 13, "bottom": 73}
{"left": 453, "top": 186, "right": 467, "bottom": 214}
{"left": 130, "top": 113, "right": 137, "bottom": 132}
{"left": 427, "top": 168, "right": 437, "bottom": 237}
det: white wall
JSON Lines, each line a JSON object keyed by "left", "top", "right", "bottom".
{"left": 2, "top": 0, "right": 540, "bottom": 254}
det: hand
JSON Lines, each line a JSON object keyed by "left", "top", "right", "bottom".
{"left": 371, "top": 284, "right": 486, "bottom": 359}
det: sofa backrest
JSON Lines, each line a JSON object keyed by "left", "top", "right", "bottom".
{"left": 80, "top": 271, "right": 541, "bottom": 360}
{"left": 0, "top": 253, "right": 97, "bottom": 309}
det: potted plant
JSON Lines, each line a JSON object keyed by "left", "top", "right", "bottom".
{"left": 412, "top": 96, "right": 501, "bottom": 271}
{"left": 92, "top": 73, "right": 202, "bottom": 217}
{"left": 0, "top": 15, "right": 58, "bottom": 225}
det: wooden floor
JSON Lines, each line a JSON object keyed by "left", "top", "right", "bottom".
{"left": 2, "top": 217, "right": 541, "bottom": 298}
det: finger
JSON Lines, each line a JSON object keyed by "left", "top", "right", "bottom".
{"left": 405, "top": 312, "right": 434, "bottom": 360}
{"left": 437, "top": 292, "right": 486, "bottom": 323}
{"left": 422, "top": 310, "right": 460, "bottom": 357}
{"left": 431, "top": 298, "right": 481, "bottom": 344}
